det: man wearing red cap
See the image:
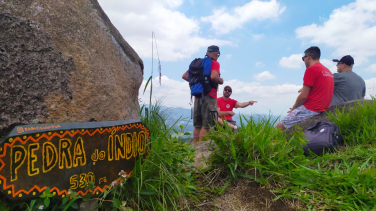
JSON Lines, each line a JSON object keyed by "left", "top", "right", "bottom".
{"left": 217, "top": 85, "right": 257, "bottom": 129}
{"left": 331, "top": 55, "right": 366, "bottom": 106}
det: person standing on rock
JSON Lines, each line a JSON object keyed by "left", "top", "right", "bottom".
{"left": 330, "top": 55, "right": 366, "bottom": 106}
{"left": 217, "top": 85, "right": 257, "bottom": 130}
{"left": 182, "top": 45, "right": 223, "bottom": 142}
{"left": 276, "top": 46, "right": 334, "bottom": 131}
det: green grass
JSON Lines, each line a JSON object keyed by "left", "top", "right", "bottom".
{"left": 3, "top": 97, "right": 375, "bottom": 210}
{"left": 207, "top": 98, "right": 376, "bottom": 210}
{"left": 0, "top": 100, "right": 197, "bottom": 211}
{"left": 95, "top": 101, "right": 197, "bottom": 211}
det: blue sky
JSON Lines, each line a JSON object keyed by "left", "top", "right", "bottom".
{"left": 98, "top": 0, "right": 376, "bottom": 116}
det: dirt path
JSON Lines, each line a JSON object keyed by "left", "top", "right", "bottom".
{"left": 190, "top": 141, "right": 302, "bottom": 211}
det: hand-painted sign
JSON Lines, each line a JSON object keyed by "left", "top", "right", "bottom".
{"left": 0, "top": 119, "right": 150, "bottom": 201}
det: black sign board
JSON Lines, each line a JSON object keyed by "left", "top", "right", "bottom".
{"left": 0, "top": 119, "right": 150, "bottom": 201}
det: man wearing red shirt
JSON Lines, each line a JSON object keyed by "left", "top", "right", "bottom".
{"left": 276, "top": 46, "right": 334, "bottom": 131}
{"left": 217, "top": 85, "right": 257, "bottom": 129}
{"left": 182, "top": 45, "right": 223, "bottom": 142}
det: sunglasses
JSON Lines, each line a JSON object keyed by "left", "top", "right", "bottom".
{"left": 302, "top": 55, "right": 308, "bottom": 61}
{"left": 224, "top": 89, "right": 232, "bottom": 92}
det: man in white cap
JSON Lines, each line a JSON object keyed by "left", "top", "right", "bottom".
{"left": 331, "top": 55, "right": 366, "bottom": 106}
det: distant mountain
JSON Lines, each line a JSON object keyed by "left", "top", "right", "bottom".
{"left": 162, "top": 106, "right": 194, "bottom": 132}
{"left": 158, "top": 106, "right": 280, "bottom": 134}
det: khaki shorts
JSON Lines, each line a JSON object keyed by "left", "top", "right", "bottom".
{"left": 193, "top": 95, "right": 218, "bottom": 129}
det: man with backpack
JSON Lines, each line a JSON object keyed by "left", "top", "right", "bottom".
{"left": 182, "top": 45, "right": 223, "bottom": 142}
{"left": 276, "top": 46, "right": 334, "bottom": 131}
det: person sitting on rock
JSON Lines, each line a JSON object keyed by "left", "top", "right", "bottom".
{"left": 276, "top": 46, "right": 334, "bottom": 131}
{"left": 330, "top": 55, "right": 366, "bottom": 106}
{"left": 217, "top": 85, "right": 257, "bottom": 130}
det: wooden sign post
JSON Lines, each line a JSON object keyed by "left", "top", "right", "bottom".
{"left": 0, "top": 119, "right": 150, "bottom": 201}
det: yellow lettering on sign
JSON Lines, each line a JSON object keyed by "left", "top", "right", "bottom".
{"left": 115, "top": 134, "right": 125, "bottom": 160}
{"left": 138, "top": 131, "right": 147, "bottom": 155}
{"left": 107, "top": 130, "right": 149, "bottom": 161}
{"left": 10, "top": 145, "right": 27, "bottom": 182}
{"left": 73, "top": 137, "right": 86, "bottom": 167}
{"left": 59, "top": 139, "right": 72, "bottom": 169}
{"left": 99, "top": 151, "right": 105, "bottom": 160}
{"left": 70, "top": 172, "right": 95, "bottom": 190}
{"left": 87, "top": 172, "right": 95, "bottom": 184}
{"left": 43, "top": 142, "right": 58, "bottom": 173}
{"left": 7, "top": 127, "right": 149, "bottom": 187}
{"left": 107, "top": 131, "right": 115, "bottom": 161}
{"left": 79, "top": 173, "right": 86, "bottom": 188}
{"left": 91, "top": 149, "right": 98, "bottom": 162}
{"left": 28, "top": 143, "right": 39, "bottom": 176}
{"left": 125, "top": 133, "right": 133, "bottom": 160}
{"left": 131, "top": 132, "right": 138, "bottom": 158}
{"left": 70, "top": 174, "right": 78, "bottom": 189}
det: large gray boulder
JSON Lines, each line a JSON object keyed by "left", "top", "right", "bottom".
{"left": 0, "top": 0, "right": 144, "bottom": 138}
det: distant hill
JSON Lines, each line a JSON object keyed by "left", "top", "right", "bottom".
{"left": 158, "top": 106, "right": 280, "bottom": 134}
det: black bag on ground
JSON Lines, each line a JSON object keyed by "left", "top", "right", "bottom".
{"left": 302, "top": 121, "right": 343, "bottom": 156}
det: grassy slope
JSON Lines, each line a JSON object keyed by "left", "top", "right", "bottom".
{"left": 2, "top": 99, "right": 375, "bottom": 210}
{"left": 207, "top": 99, "right": 376, "bottom": 210}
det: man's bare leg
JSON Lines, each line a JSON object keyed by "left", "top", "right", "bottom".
{"left": 276, "top": 122, "right": 286, "bottom": 131}
{"left": 193, "top": 127, "right": 201, "bottom": 143}
{"left": 199, "top": 128, "right": 210, "bottom": 142}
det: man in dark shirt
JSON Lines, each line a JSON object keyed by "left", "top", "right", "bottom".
{"left": 331, "top": 55, "right": 366, "bottom": 106}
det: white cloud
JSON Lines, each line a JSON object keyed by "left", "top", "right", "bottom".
{"left": 255, "top": 62, "right": 265, "bottom": 67}
{"left": 295, "top": 0, "right": 376, "bottom": 65}
{"left": 140, "top": 76, "right": 376, "bottom": 115}
{"left": 253, "top": 33, "right": 265, "bottom": 40}
{"left": 279, "top": 54, "right": 303, "bottom": 69}
{"left": 254, "top": 71, "right": 276, "bottom": 81}
{"left": 320, "top": 58, "right": 338, "bottom": 73}
{"left": 365, "top": 64, "right": 376, "bottom": 73}
{"left": 98, "top": 0, "right": 232, "bottom": 61}
{"left": 201, "top": 0, "right": 286, "bottom": 34}
{"left": 140, "top": 76, "right": 301, "bottom": 115}
{"left": 139, "top": 76, "right": 191, "bottom": 108}
{"left": 365, "top": 77, "right": 376, "bottom": 98}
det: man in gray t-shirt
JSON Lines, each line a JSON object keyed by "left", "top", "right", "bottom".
{"left": 331, "top": 55, "right": 366, "bottom": 106}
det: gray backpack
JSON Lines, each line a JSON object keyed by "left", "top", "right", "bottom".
{"left": 302, "top": 121, "right": 343, "bottom": 156}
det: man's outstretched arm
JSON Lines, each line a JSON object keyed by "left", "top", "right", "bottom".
{"left": 235, "top": 100, "right": 257, "bottom": 108}
{"left": 289, "top": 85, "right": 310, "bottom": 113}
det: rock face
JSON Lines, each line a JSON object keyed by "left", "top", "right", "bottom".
{"left": 285, "top": 100, "right": 373, "bottom": 134}
{"left": 0, "top": 0, "right": 144, "bottom": 138}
